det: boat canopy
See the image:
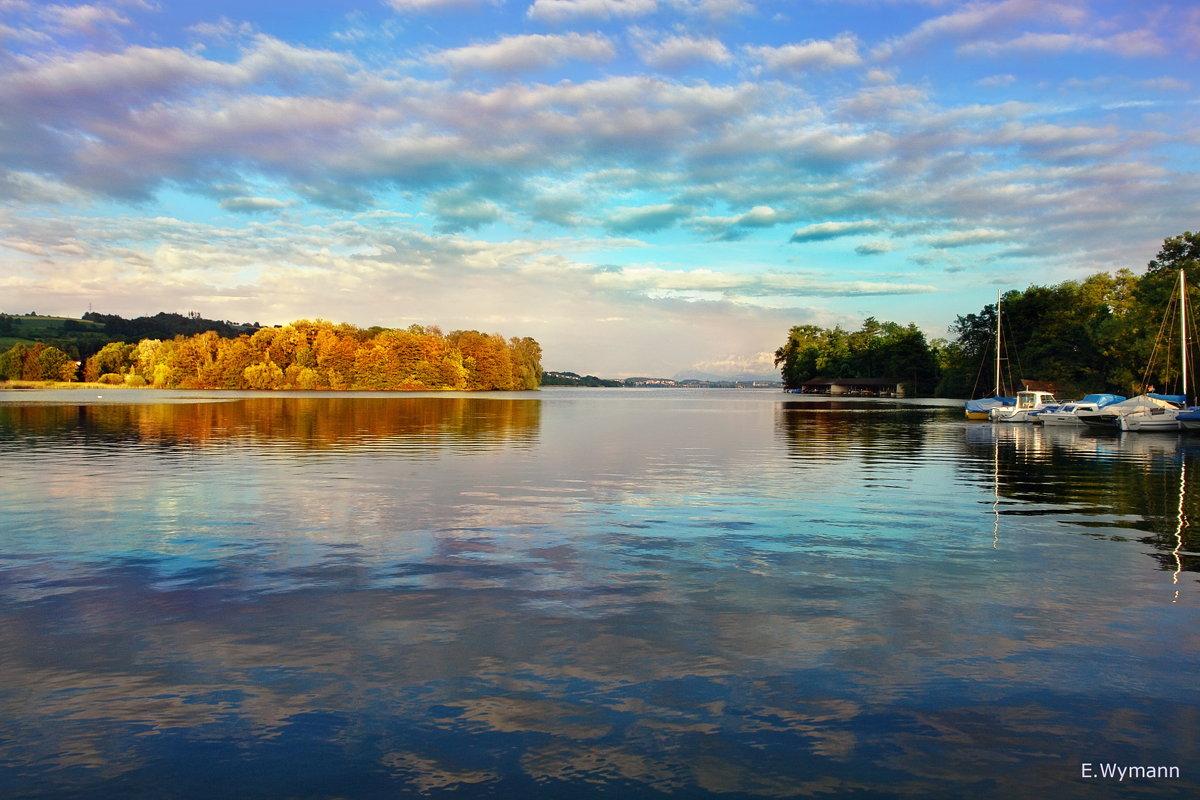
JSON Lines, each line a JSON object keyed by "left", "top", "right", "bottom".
{"left": 965, "top": 396, "right": 1015, "bottom": 414}
{"left": 1104, "top": 394, "right": 1182, "bottom": 412}
{"left": 1147, "top": 392, "right": 1187, "bottom": 404}
{"left": 1079, "top": 393, "right": 1125, "bottom": 407}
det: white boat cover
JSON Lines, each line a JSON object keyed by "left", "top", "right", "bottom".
{"left": 1101, "top": 394, "right": 1180, "bottom": 413}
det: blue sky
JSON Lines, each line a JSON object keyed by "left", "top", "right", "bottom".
{"left": 1, "top": 0, "right": 1197, "bottom": 377}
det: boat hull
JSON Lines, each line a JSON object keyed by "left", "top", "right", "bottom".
{"left": 992, "top": 410, "right": 1040, "bottom": 423}
{"left": 1039, "top": 416, "right": 1082, "bottom": 425}
{"left": 1119, "top": 410, "right": 1181, "bottom": 432}
{"left": 1178, "top": 409, "right": 1200, "bottom": 431}
{"left": 1077, "top": 412, "right": 1119, "bottom": 429}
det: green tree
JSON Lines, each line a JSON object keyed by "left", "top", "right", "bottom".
{"left": 1146, "top": 231, "right": 1200, "bottom": 278}
{"left": 33, "top": 345, "right": 73, "bottom": 381}
{"left": 774, "top": 325, "right": 824, "bottom": 389}
{"left": 0, "top": 343, "right": 29, "bottom": 380}
{"left": 84, "top": 341, "right": 136, "bottom": 382}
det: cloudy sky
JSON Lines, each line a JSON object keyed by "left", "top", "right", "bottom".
{"left": 2, "top": 0, "right": 1197, "bottom": 377}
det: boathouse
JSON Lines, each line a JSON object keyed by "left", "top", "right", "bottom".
{"left": 795, "top": 377, "right": 907, "bottom": 397}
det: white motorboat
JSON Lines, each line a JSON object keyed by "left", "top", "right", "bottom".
{"left": 1036, "top": 394, "right": 1126, "bottom": 425}
{"left": 989, "top": 390, "right": 1057, "bottom": 423}
{"left": 1119, "top": 402, "right": 1187, "bottom": 432}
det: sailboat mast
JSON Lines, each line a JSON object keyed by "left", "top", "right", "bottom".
{"left": 1182, "top": 269, "right": 1189, "bottom": 400}
{"left": 994, "top": 289, "right": 1002, "bottom": 397}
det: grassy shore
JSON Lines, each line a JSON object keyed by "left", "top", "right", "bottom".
{"left": 0, "top": 380, "right": 141, "bottom": 390}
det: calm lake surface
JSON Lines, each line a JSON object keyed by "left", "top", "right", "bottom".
{"left": 1, "top": 388, "right": 1197, "bottom": 799}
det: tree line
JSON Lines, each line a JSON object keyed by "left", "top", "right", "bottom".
{"left": 775, "top": 318, "right": 941, "bottom": 395}
{"left": 0, "top": 310, "right": 262, "bottom": 363}
{"left": 937, "top": 231, "right": 1199, "bottom": 398}
{"left": 0, "top": 320, "right": 543, "bottom": 391}
{"left": 777, "top": 231, "right": 1200, "bottom": 398}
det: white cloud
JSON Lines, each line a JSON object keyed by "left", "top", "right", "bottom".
{"left": 923, "top": 229, "right": 1011, "bottom": 248}
{"left": 0, "top": 46, "right": 239, "bottom": 105}
{"left": 219, "top": 197, "right": 289, "bottom": 213}
{"left": 835, "top": 85, "right": 927, "bottom": 121}
{"left": 993, "top": 121, "right": 1117, "bottom": 147}
{"left": 757, "top": 273, "right": 938, "bottom": 296}
{"left": 593, "top": 266, "right": 744, "bottom": 291}
{"left": 689, "top": 351, "right": 778, "bottom": 377}
{"left": 747, "top": 34, "right": 863, "bottom": 73}
{"left": 875, "top": 0, "right": 1087, "bottom": 59}
{"left": 1140, "top": 77, "right": 1190, "bottom": 92}
{"left": 855, "top": 240, "right": 895, "bottom": 256}
{"left": 429, "top": 187, "right": 504, "bottom": 231}
{"left": 43, "top": 3, "right": 132, "bottom": 35}
{"left": 693, "top": 206, "right": 796, "bottom": 240}
{"left": 186, "top": 17, "right": 255, "bottom": 43}
{"left": 790, "top": 221, "right": 883, "bottom": 243}
{"left": 526, "top": 0, "right": 658, "bottom": 24}
{"left": 238, "top": 34, "right": 359, "bottom": 82}
{"left": 591, "top": 266, "right": 938, "bottom": 297}
{"left": 386, "top": 0, "right": 495, "bottom": 10}
{"left": 961, "top": 30, "right": 1167, "bottom": 58}
{"left": 430, "top": 33, "right": 615, "bottom": 75}
{"left": 635, "top": 34, "right": 732, "bottom": 70}
{"left": 1, "top": 238, "right": 50, "bottom": 257}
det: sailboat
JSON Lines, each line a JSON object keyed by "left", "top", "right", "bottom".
{"left": 964, "top": 290, "right": 1015, "bottom": 420}
{"left": 1114, "top": 269, "right": 1194, "bottom": 432}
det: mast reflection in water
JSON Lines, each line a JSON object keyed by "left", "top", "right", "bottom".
{"left": 1, "top": 390, "right": 1197, "bottom": 799}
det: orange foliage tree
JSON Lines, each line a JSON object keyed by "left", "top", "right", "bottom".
{"left": 113, "top": 319, "right": 542, "bottom": 391}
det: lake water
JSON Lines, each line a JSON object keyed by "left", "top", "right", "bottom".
{"left": 1, "top": 389, "right": 1197, "bottom": 799}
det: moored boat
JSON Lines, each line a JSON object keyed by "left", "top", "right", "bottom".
{"left": 1118, "top": 393, "right": 1188, "bottom": 432}
{"left": 1077, "top": 393, "right": 1184, "bottom": 429}
{"left": 1117, "top": 269, "right": 1195, "bottom": 433}
{"left": 966, "top": 396, "right": 1014, "bottom": 421}
{"left": 965, "top": 289, "right": 1014, "bottom": 420}
{"left": 1036, "top": 394, "right": 1126, "bottom": 425}
{"left": 1178, "top": 407, "right": 1200, "bottom": 432}
{"left": 990, "top": 390, "right": 1057, "bottom": 422}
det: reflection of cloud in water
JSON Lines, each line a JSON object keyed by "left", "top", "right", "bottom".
{"left": 454, "top": 694, "right": 611, "bottom": 739}
{"left": 380, "top": 752, "right": 498, "bottom": 794}
{"left": 520, "top": 741, "right": 686, "bottom": 791}
{"left": 3, "top": 393, "right": 1200, "bottom": 797}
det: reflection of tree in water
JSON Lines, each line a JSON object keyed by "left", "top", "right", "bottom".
{"left": 774, "top": 400, "right": 949, "bottom": 471}
{"left": 0, "top": 397, "right": 541, "bottom": 454}
{"left": 962, "top": 423, "right": 1200, "bottom": 574}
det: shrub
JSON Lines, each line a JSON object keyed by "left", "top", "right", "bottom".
{"left": 124, "top": 374, "right": 147, "bottom": 387}
{"left": 98, "top": 373, "right": 125, "bottom": 385}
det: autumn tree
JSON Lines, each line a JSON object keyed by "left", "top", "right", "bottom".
{"left": 84, "top": 341, "right": 136, "bottom": 382}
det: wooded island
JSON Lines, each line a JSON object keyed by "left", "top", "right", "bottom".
{"left": 0, "top": 318, "right": 542, "bottom": 391}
